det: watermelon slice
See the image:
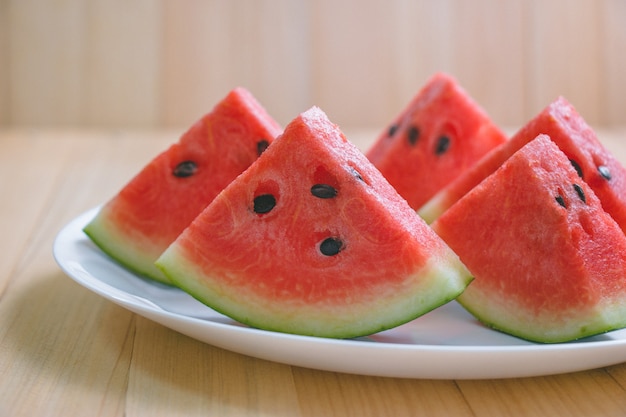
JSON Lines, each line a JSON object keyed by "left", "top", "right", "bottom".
{"left": 420, "top": 96, "right": 626, "bottom": 229}
{"left": 156, "top": 107, "right": 473, "bottom": 338}
{"left": 84, "top": 88, "right": 282, "bottom": 284}
{"left": 431, "top": 135, "right": 626, "bottom": 343}
{"left": 365, "top": 72, "right": 507, "bottom": 210}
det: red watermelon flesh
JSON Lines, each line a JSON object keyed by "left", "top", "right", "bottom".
{"left": 420, "top": 97, "right": 626, "bottom": 229}
{"left": 365, "top": 72, "right": 507, "bottom": 210}
{"left": 156, "top": 107, "right": 473, "bottom": 338}
{"left": 431, "top": 135, "right": 626, "bottom": 343}
{"left": 84, "top": 88, "right": 282, "bottom": 284}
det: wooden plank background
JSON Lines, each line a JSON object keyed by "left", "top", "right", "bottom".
{"left": 1, "top": 0, "right": 625, "bottom": 130}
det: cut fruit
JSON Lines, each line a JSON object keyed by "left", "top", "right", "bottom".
{"left": 84, "top": 88, "right": 281, "bottom": 283}
{"left": 157, "top": 106, "right": 473, "bottom": 338}
{"left": 431, "top": 135, "right": 626, "bottom": 343}
{"left": 420, "top": 96, "right": 626, "bottom": 230}
{"left": 366, "top": 73, "right": 506, "bottom": 210}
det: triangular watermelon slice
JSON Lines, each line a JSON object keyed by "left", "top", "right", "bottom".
{"left": 156, "top": 107, "right": 473, "bottom": 338}
{"left": 431, "top": 135, "right": 626, "bottom": 343}
{"left": 366, "top": 73, "right": 507, "bottom": 210}
{"left": 420, "top": 96, "right": 626, "bottom": 230}
{"left": 84, "top": 88, "right": 282, "bottom": 284}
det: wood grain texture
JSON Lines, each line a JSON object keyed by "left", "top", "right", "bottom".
{"left": 127, "top": 318, "right": 301, "bottom": 417}
{"left": 7, "top": 0, "right": 88, "bottom": 125}
{"left": 0, "top": 0, "right": 9, "bottom": 126}
{"left": 458, "top": 371, "right": 626, "bottom": 417}
{"left": 602, "top": 0, "right": 626, "bottom": 126}
{"left": 2, "top": 0, "right": 625, "bottom": 129}
{"left": 293, "top": 368, "right": 474, "bottom": 417}
{"left": 0, "top": 133, "right": 134, "bottom": 416}
{"left": 524, "top": 0, "right": 604, "bottom": 123}
{"left": 82, "top": 0, "right": 162, "bottom": 127}
{"left": 161, "top": 0, "right": 312, "bottom": 129}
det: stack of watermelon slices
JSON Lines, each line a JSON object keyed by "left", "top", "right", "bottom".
{"left": 371, "top": 89, "right": 626, "bottom": 342}
{"left": 419, "top": 96, "right": 626, "bottom": 228}
{"left": 83, "top": 86, "right": 474, "bottom": 339}
{"left": 84, "top": 87, "right": 282, "bottom": 284}
{"left": 431, "top": 135, "right": 626, "bottom": 342}
{"left": 82, "top": 76, "right": 626, "bottom": 343}
{"left": 156, "top": 106, "right": 473, "bottom": 338}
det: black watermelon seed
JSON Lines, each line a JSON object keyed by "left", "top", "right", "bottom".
{"left": 173, "top": 160, "right": 198, "bottom": 178}
{"left": 311, "top": 184, "right": 338, "bottom": 199}
{"left": 555, "top": 195, "right": 566, "bottom": 208}
{"left": 569, "top": 159, "right": 583, "bottom": 179}
{"left": 598, "top": 165, "right": 612, "bottom": 180}
{"left": 253, "top": 194, "right": 276, "bottom": 214}
{"left": 435, "top": 136, "right": 451, "bottom": 155}
{"left": 257, "top": 139, "right": 270, "bottom": 156}
{"left": 320, "top": 237, "right": 343, "bottom": 256}
{"left": 407, "top": 125, "right": 420, "bottom": 146}
{"left": 573, "top": 183, "right": 586, "bottom": 203}
{"left": 388, "top": 124, "right": 399, "bottom": 137}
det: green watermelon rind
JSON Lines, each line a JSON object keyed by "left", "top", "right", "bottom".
{"left": 83, "top": 207, "right": 172, "bottom": 285}
{"left": 418, "top": 194, "right": 448, "bottom": 224}
{"left": 156, "top": 246, "right": 473, "bottom": 339}
{"left": 429, "top": 135, "right": 626, "bottom": 344}
{"left": 456, "top": 288, "right": 626, "bottom": 344}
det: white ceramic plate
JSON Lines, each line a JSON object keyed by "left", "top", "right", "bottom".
{"left": 53, "top": 208, "right": 626, "bottom": 380}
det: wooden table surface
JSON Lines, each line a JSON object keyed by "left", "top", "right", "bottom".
{"left": 2, "top": 127, "right": 626, "bottom": 417}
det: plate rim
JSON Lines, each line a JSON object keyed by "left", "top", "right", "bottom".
{"left": 53, "top": 208, "right": 626, "bottom": 379}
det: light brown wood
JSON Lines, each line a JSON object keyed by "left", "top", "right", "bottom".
{"left": 3, "top": 0, "right": 626, "bottom": 129}
{"left": 127, "top": 318, "right": 302, "bottom": 417}
{"left": 1, "top": 128, "right": 626, "bottom": 416}
{"left": 293, "top": 368, "right": 475, "bottom": 417}
{"left": 457, "top": 370, "right": 626, "bottom": 417}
